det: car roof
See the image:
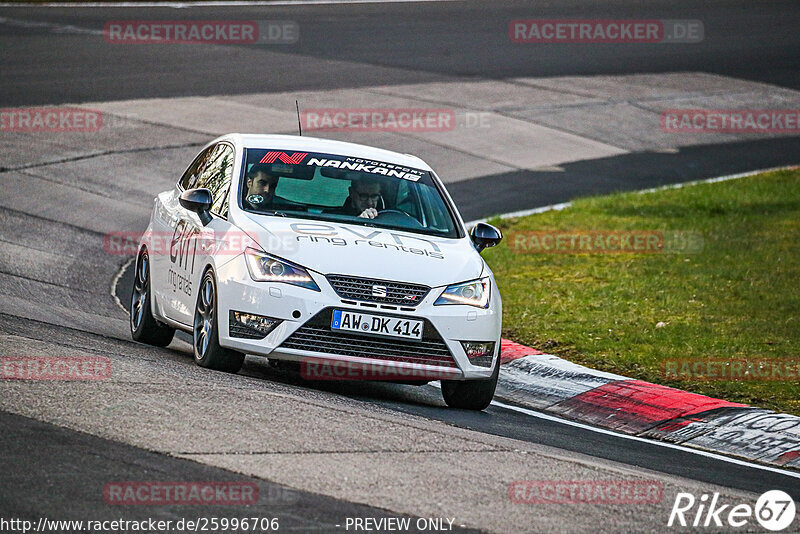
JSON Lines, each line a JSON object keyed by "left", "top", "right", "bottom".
{"left": 225, "top": 133, "right": 433, "bottom": 172}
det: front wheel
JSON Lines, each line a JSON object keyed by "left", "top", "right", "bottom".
{"left": 441, "top": 357, "right": 499, "bottom": 411}
{"left": 130, "top": 250, "right": 175, "bottom": 347}
{"left": 193, "top": 270, "right": 245, "bottom": 373}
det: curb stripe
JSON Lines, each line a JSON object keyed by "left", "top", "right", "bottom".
{"left": 492, "top": 400, "right": 800, "bottom": 480}
{"left": 499, "top": 338, "right": 543, "bottom": 364}
{"left": 641, "top": 406, "right": 754, "bottom": 442}
{"left": 496, "top": 353, "right": 624, "bottom": 410}
{"left": 549, "top": 379, "right": 747, "bottom": 434}
{"left": 495, "top": 339, "right": 799, "bottom": 470}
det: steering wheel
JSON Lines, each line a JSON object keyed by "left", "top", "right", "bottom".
{"left": 376, "top": 209, "right": 409, "bottom": 217}
{"left": 375, "top": 209, "right": 424, "bottom": 228}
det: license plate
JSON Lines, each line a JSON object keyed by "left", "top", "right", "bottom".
{"left": 331, "top": 309, "right": 423, "bottom": 340}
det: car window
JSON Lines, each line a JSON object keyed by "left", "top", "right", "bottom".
{"left": 178, "top": 146, "right": 215, "bottom": 191}
{"left": 192, "top": 143, "right": 236, "bottom": 217}
{"left": 396, "top": 179, "right": 422, "bottom": 223}
{"left": 239, "top": 149, "right": 460, "bottom": 238}
{"left": 272, "top": 173, "right": 350, "bottom": 207}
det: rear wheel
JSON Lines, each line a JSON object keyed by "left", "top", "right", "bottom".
{"left": 193, "top": 270, "right": 245, "bottom": 373}
{"left": 441, "top": 357, "right": 499, "bottom": 411}
{"left": 130, "top": 250, "right": 175, "bottom": 347}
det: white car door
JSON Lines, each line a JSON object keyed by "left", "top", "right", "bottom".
{"left": 150, "top": 145, "right": 215, "bottom": 325}
{"left": 167, "top": 142, "right": 238, "bottom": 326}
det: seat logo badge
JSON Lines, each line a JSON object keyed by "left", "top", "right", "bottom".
{"left": 372, "top": 285, "right": 387, "bottom": 298}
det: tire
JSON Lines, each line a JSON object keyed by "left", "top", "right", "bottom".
{"left": 441, "top": 356, "right": 500, "bottom": 411}
{"left": 130, "top": 250, "right": 175, "bottom": 347}
{"left": 193, "top": 269, "right": 245, "bottom": 373}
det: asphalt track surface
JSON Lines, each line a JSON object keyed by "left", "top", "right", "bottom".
{"left": 2, "top": 1, "right": 800, "bottom": 219}
{"left": 1, "top": 0, "right": 800, "bottom": 105}
{"left": 2, "top": 1, "right": 800, "bottom": 532}
{"left": 1, "top": 410, "right": 481, "bottom": 533}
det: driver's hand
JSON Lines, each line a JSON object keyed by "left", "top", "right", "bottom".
{"left": 359, "top": 208, "right": 378, "bottom": 219}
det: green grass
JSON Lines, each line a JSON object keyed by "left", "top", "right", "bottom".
{"left": 484, "top": 168, "right": 800, "bottom": 415}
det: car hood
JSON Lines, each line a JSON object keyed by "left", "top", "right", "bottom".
{"left": 233, "top": 213, "right": 484, "bottom": 288}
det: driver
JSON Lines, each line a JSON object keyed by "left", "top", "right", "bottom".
{"left": 330, "top": 178, "right": 383, "bottom": 219}
{"left": 243, "top": 165, "right": 280, "bottom": 210}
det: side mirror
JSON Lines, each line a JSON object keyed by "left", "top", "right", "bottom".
{"left": 179, "top": 188, "right": 213, "bottom": 226}
{"left": 470, "top": 222, "right": 503, "bottom": 252}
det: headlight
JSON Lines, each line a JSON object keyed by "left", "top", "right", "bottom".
{"left": 244, "top": 248, "right": 320, "bottom": 291}
{"left": 434, "top": 278, "right": 490, "bottom": 308}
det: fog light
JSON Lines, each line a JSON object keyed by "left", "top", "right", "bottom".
{"left": 461, "top": 341, "right": 495, "bottom": 367}
{"left": 229, "top": 310, "right": 281, "bottom": 339}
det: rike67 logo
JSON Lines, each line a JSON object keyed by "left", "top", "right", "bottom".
{"left": 668, "top": 490, "right": 796, "bottom": 531}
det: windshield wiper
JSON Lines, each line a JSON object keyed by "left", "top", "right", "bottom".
{"left": 255, "top": 210, "right": 286, "bottom": 217}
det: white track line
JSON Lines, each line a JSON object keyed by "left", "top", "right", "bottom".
{"left": 111, "top": 257, "right": 134, "bottom": 313}
{"left": 464, "top": 165, "right": 798, "bottom": 227}
{"left": 0, "top": 0, "right": 460, "bottom": 7}
{"left": 490, "top": 399, "right": 800, "bottom": 480}
{"left": 0, "top": 16, "right": 103, "bottom": 33}
{"left": 634, "top": 165, "right": 798, "bottom": 194}
{"left": 465, "top": 201, "right": 572, "bottom": 227}
{"left": 428, "top": 380, "right": 800, "bottom": 477}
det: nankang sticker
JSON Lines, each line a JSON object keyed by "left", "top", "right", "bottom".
{"left": 305, "top": 157, "right": 425, "bottom": 182}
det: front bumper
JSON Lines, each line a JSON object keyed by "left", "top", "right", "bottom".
{"left": 215, "top": 255, "right": 501, "bottom": 380}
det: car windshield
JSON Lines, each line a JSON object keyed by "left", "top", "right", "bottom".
{"left": 238, "top": 149, "right": 461, "bottom": 238}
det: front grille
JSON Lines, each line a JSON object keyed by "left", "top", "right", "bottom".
{"left": 279, "top": 308, "right": 457, "bottom": 368}
{"left": 326, "top": 274, "right": 429, "bottom": 307}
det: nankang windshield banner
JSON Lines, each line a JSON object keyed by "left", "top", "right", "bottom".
{"left": 252, "top": 150, "right": 428, "bottom": 182}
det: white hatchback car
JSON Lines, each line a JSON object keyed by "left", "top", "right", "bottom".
{"left": 130, "top": 134, "right": 503, "bottom": 409}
